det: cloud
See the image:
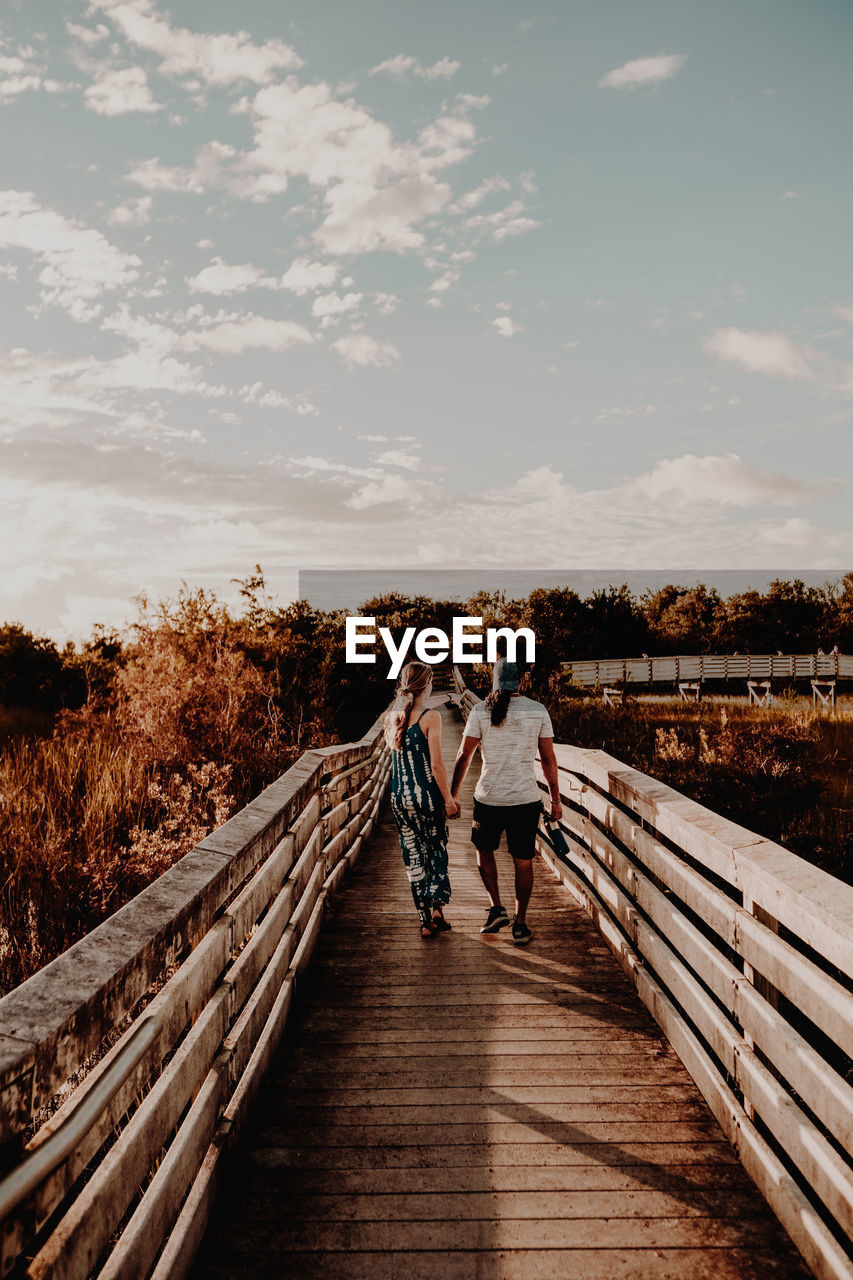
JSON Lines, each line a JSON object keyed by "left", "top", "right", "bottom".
{"left": 128, "top": 141, "right": 239, "bottom": 194}
{"left": 449, "top": 174, "right": 511, "bottom": 213}
{"left": 237, "top": 382, "right": 319, "bottom": 415}
{"left": 89, "top": 0, "right": 303, "bottom": 86}
{"left": 330, "top": 334, "right": 401, "bottom": 368}
{"left": 84, "top": 65, "right": 162, "bottom": 115}
{"left": 628, "top": 453, "right": 836, "bottom": 507}
{"left": 369, "top": 54, "right": 461, "bottom": 82}
{"left": 4, "top": 431, "right": 850, "bottom": 638}
{"left": 128, "top": 75, "right": 481, "bottom": 256}
{"left": 181, "top": 314, "right": 314, "bottom": 354}
{"left": 107, "top": 196, "right": 153, "bottom": 226}
{"left": 280, "top": 258, "right": 339, "bottom": 295}
{"left": 599, "top": 55, "right": 687, "bottom": 90}
{"left": 0, "top": 190, "right": 140, "bottom": 320}
{"left": 374, "top": 449, "right": 425, "bottom": 471}
{"left": 187, "top": 258, "right": 271, "bottom": 294}
{"left": 493, "top": 316, "right": 522, "bottom": 337}
{"left": 0, "top": 41, "right": 64, "bottom": 100}
{"left": 311, "top": 291, "right": 362, "bottom": 321}
{"left": 429, "top": 271, "right": 458, "bottom": 294}
{"left": 465, "top": 198, "right": 540, "bottom": 242}
{"left": 703, "top": 327, "right": 817, "bottom": 380}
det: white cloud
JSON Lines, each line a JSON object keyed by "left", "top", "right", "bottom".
{"left": 347, "top": 473, "right": 414, "bottom": 508}
{"left": 781, "top": 189, "right": 800, "bottom": 200}
{"left": 703, "top": 327, "right": 817, "bottom": 380}
{"left": 493, "top": 315, "right": 522, "bottom": 337}
{"left": 331, "top": 334, "right": 401, "bottom": 369}
{"left": 373, "top": 292, "right": 399, "bottom": 314}
{"left": 66, "top": 22, "right": 111, "bottom": 46}
{"left": 492, "top": 63, "right": 508, "bottom": 77}
{"left": 84, "top": 65, "right": 162, "bottom": 115}
{"left": 429, "top": 272, "right": 458, "bottom": 294}
{"left": 187, "top": 258, "right": 270, "bottom": 295}
{"left": 128, "top": 141, "right": 239, "bottom": 194}
{"left": 237, "top": 382, "right": 319, "bottom": 414}
{"left": 90, "top": 0, "right": 303, "bottom": 86}
{"left": 450, "top": 174, "right": 511, "bottom": 213}
{"left": 369, "top": 54, "right": 461, "bottom": 82}
{"left": 107, "top": 196, "right": 152, "bottom": 226}
{"left": 628, "top": 453, "right": 835, "bottom": 507}
{"left": 128, "top": 76, "right": 481, "bottom": 257}
{"left": 181, "top": 314, "right": 314, "bottom": 354}
{"left": 0, "top": 190, "right": 140, "bottom": 320}
{"left": 599, "top": 55, "right": 687, "bottom": 90}
{"left": 0, "top": 41, "right": 64, "bottom": 100}
{"left": 453, "top": 93, "right": 490, "bottom": 111}
{"left": 311, "top": 291, "right": 362, "bottom": 320}
{"left": 465, "top": 198, "right": 540, "bottom": 242}
{"left": 280, "top": 258, "right": 339, "bottom": 295}
{"left": 374, "top": 448, "right": 425, "bottom": 471}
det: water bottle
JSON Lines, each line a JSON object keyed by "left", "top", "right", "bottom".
{"left": 540, "top": 806, "right": 571, "bottom": 859}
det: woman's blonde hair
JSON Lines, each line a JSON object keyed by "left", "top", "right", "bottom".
{"left": 384, "top": 661, "right": 432, "bottom": 749}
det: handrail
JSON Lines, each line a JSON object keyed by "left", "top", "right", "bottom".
{"left": 0, "top": 1015, "right": 160, "bottom": 1224}
{"left": 0, "top": 705, "right": 392, "bottom": 1280}
{"left": 562, "top": 650, "right": 853, "bottom": 688}
{"left": 452, "top": 665, "right": 853, "bottom": 1280}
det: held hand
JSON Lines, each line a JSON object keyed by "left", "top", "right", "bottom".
{"left": 446, "top": 797, "right": 461, "bottom": 819}
{"left": 549, "top": 799, "right": 563, "bottom": 822}
{"left": 448, "top": 692, "right": 463, "bottom": 708}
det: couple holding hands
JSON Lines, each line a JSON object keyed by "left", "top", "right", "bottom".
{"left": 384, "top": 657, "right": 563, "bottom": 943}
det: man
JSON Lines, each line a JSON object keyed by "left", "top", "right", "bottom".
{"left": 450, "top": 661, "right": 562, "bottom": 944}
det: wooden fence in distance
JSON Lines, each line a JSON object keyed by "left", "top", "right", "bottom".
{"left": 563, "top": 651, "right": 853, "bottom": 689}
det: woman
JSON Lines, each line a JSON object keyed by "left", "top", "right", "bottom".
{"left": 386, "top": 661, "right": 461, "bottom": 938}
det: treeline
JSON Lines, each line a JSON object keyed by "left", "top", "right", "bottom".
{"left": 6, "top": 576, "right": 853, "bottom": 726}
{"left": 469, "top": 575, "right": 853, "bottom": 669}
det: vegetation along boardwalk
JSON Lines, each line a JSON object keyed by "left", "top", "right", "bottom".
{"left": 191, "top": 709, "right": 809, "bottom": 1280}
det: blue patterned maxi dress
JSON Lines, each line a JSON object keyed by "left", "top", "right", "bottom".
{"left": 390, "top": 709, "right": 452, "bottom": 923}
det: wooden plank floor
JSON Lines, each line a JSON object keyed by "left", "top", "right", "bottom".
{"left": 191, "top": 709, "right": 811, "bottom": 1280}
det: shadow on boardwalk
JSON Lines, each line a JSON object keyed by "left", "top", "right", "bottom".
{"left": 191, "top": 709, "right": 811, "bottom": 1280}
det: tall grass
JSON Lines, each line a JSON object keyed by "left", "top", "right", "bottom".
{"left": 0, "top": 722, "right": 152, "bottom": 988}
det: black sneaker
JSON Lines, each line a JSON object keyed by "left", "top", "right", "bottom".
{"left": 512, "top": 918, "right": 533, "bottom": 946}
{"left": 480, "top": 905, "right": 510, "bottom": 933}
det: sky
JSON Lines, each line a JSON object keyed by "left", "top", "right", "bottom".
{"left": 2, "top": 0, "right": 853, "bottom": 637}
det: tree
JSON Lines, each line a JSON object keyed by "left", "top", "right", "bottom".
{"left": 644, "top": 584, "right": 723, "bottom": 653}
{"left": 0, "top": 623, "right": 81, "bottom": 711}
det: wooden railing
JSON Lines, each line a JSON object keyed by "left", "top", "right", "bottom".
{"left": 564, "top": 651, "right": 853, "bottom": 688}
{"left": 0, "top": 710, "right": 391, "bottom": 1280}
{"left": 453, "top": 667, "right": 853, "bottom": 1280}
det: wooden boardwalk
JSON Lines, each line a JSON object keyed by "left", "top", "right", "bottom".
{"left": 191, "top": 710, "right": 810, "bottom": 1280}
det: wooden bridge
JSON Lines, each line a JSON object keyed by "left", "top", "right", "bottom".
{"left": 1, "top": 671, "right": 852, "bottom": 1279}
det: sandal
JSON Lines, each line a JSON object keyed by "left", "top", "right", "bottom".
{"left": 420, "top": 917, "right": 436, "bottom": 939}
{"left": 431, "top": 909, "right": 452, "bottom": 932}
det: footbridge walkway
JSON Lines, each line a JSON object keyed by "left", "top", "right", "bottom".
{"left": 1, "top": 670, "right": 852, "bottom": 1280}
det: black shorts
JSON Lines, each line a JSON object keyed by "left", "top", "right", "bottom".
{"left": 471, "top": 798, "right": 542, "bottom": 861}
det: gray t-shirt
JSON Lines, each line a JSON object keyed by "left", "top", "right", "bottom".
{"left": 465, "top": 696, "right": 554, "bottom": 806}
